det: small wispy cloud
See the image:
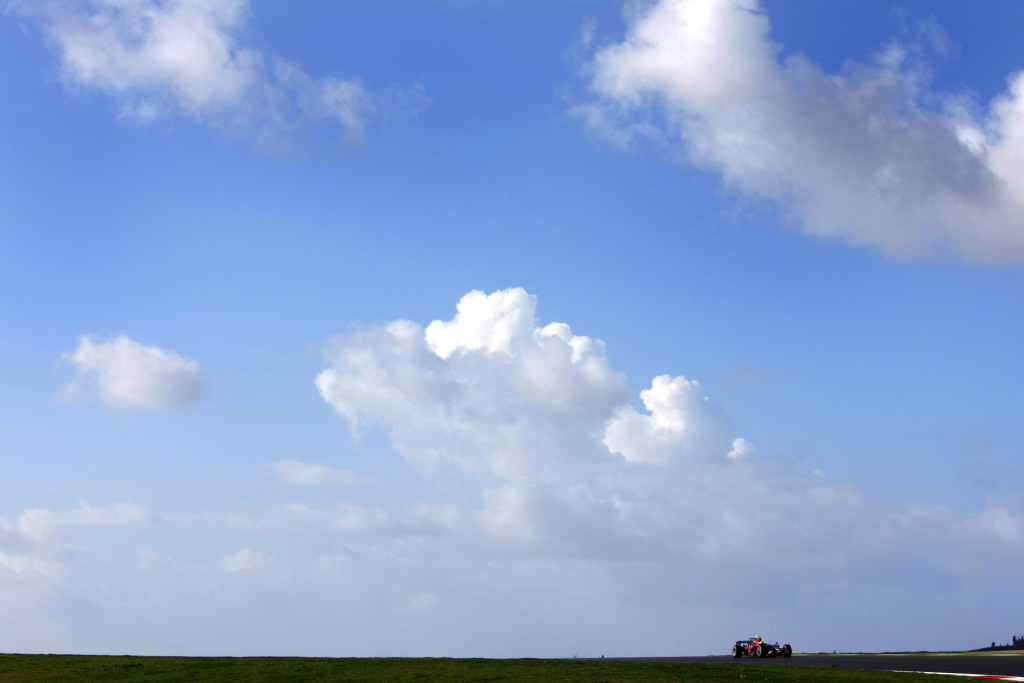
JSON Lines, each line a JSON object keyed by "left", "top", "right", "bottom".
{"left": 268, "top": 460, "right": 359, "bottom": 486}
{"left": 221, "top": 547, "right": 265, "bottom": 573}
{"left": 9, "top": 0, "right": 426, "bottom": 148}
{"left": 716, "top": 363, "right": 784, "bottom": 390}
{"left": 57, "top": 335, "right": 203, "bottom": 410}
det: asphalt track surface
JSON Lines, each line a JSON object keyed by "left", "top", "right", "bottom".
{"left": 609, "top": 654, "right": 1024, "bottom": 677}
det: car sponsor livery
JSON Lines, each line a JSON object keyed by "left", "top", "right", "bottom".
{"left": 733, "top": 636, "right": 792, "bottom": 658}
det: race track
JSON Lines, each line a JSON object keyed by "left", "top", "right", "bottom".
{"left": 607, "top": 654, "right": 1024, "bottom": 677}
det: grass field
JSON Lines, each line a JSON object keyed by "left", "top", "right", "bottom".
{"left": 0, "top": 655, "right": 950, "bottom": 682}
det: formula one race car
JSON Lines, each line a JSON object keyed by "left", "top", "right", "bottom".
{"left": 732, "top": 636, "right": 792, "bottom": 658}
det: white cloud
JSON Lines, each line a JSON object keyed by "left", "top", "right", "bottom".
{"left": 42, "top": 0, "right": 255, "bottom": 117}
{"left": 269, "top": 460, "right": 359, "bottom": 486}
{"left": 5, "top": 290, "right": 1022, "bottom": 655}
{"left": 221, "top": 547, "right": 264, "bottom": 573}
{"left": 10, "top": 0, "right": 425, "bottom": 145}
{"left": 0, "top": 515, "right": 64, "bottom": 582}
{"left": 23, "top": 501, "right": 152, "bottom": 536}
{"left": 316, "top": 287, "right": 630, "bottom": 479}
{"left": 424, "top": 288, "right": 538, "bottom": 359}
{"left": 58, "top": 335, "right": 203, "bottom": 410}
{"left": 603, "top": 374, "right": 737, "bottom": 464}
{"left": 396, "top": 592, "right": 439, "bottom": 616}
{"left": 316, "top": 287, "right": 1024, "bottom": 571}
{"left": 219, "top": 503, "right": 460, "bottom": 556}
{"left": 580, "top": 0, "right": 1024, "bottom": 263}
{"left": 0, "top": 501, "right": 152, "bottom": 586}
{"left": 16, "top": 501, "right": 153, "bottom": 545}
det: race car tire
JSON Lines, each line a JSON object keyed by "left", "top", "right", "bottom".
{"left": 732, "top": 645, "right": 741, "bottom": 658}
{"left": 756, "top": 644, "right": 764, "bottom": 658}
{"left": 783, "top": 644, "right": 792, "bottom": 658}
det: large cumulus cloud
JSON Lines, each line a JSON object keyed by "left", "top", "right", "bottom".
{"left": 316, "top": 288, "right": 630, "bottom": 481}
{"left": 4, "top": 288, "right": 1022, "bottom": 655}
{"left": 315, "top": 288, "right": 1024, "bottom": 573}
{"left": 578, "top": 0, "right": 1024, "bottom": 263}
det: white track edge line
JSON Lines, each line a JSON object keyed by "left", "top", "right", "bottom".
{"left": 891, "top": 671, "right": 1024, "bottom": 680}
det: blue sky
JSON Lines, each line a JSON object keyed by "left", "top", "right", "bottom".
{"left": 1, "top": 0, "right": 1023, "bottom": 657}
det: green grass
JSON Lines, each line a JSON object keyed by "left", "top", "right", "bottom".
{"left": 0, "top": 655, "right": 949, "bottom": 682}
